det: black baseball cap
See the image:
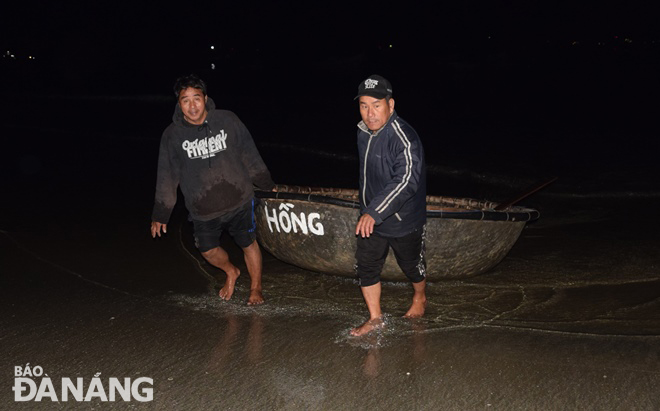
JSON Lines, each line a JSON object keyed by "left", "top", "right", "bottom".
{"left": 354, "top": 74, "right": 393, "bottom": 100}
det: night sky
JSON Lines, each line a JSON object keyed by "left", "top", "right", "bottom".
{"left": 2, "top": 1, "right": 660, "bottom": 154}
{"left": 3, "top": 2, "right": 659, "bottom": 92}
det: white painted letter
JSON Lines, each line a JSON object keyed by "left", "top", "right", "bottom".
{"left": 290, "top": 212, "right": 308, "bottom": 234}
{"left": 279, "top": 210, "right": 292, "bottom": 233}
{"left": 308, "top": 213, "right": 324, "bottom": 235}
{"left": 265, "top": 205, "right": 280, "bottom": 232}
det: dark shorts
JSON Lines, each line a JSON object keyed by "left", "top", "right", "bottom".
{"left": 355, "top": 225, "right": 426, "bottom": 287}
{"left": 192, "top": 199, "right": 257, "bottom": 252}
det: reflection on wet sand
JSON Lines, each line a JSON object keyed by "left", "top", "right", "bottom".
{"left": 361, "top": 320, "right": 428, "bottom": 378}
{"left": 362, "top": 346, "right": 381, "bottom": 378}
{"left": 207, "top": 312, "right": 264, "bottom": 373}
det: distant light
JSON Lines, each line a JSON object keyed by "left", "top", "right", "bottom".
{"left": 211, "top": 63, "right": 216, "bottom": 70}
{"left": 389, "top": 44, "right": 393, "bottom": 48}
{"left": 210, "top": 45, "right": 215, "bottom": 50}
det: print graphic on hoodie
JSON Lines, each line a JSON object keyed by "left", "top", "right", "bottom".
{"left": 182, "top": 130, "right": 228, "bottom": 159}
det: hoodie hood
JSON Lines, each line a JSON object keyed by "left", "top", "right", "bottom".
{"left": 172, "top": 97, "right": 217, "bottom": 126}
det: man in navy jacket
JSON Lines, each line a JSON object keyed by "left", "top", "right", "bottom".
{"left": 352, "top": 75, "right": 427, "bottom": 336}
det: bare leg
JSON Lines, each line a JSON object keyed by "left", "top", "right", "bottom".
{"left": 404, "top": 279, "right": 427, "bottom": 318}
{"left": 242, "top": 241, "right": 264, "bottom": 305}
{"left": 201, "top": 247, "right": 241, "bottom": 301}
{"left": 350, "top": 283, "right": 384, "bottom": 336}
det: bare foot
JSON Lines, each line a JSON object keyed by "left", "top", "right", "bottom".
{"left": 350, "top": 317, "right": 384, "bottom": 337}
{"left": 247, "top": 289, "right": 265, "bottom": 305}
{"left": 218, "top": 268, "right": 241, "bottom": 301}
{"left": 404, "top": 297, "right": 427, "bottom": 318}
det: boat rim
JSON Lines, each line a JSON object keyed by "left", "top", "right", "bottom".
{"left": 255, "top": 185, "right": 540, "bottom": 222}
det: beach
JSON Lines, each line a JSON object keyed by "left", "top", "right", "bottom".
{"left": 1, "top": 93, "right": 659, "bottom": 409}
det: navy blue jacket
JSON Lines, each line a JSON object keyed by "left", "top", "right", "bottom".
{"left": 357, "top": 111, "right": 426, "bottom": 237}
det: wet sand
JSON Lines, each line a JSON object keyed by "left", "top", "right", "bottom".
{"left": 1, "top": 173, "right": 660, "bottom": 410}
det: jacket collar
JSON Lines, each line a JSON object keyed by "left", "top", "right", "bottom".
{"left": 357, "top": 110, "right": 398, "bottom": 136}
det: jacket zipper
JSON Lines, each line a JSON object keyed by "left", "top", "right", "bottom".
{"left": 362, "top": 134, "right": 373, "bottom": 207}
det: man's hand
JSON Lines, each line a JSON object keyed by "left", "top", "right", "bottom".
{"left": 355, "top": 214, "right": 375, "bottom": 238}
{"left": 151, "top": 221, "right": 167, "bottom": 238}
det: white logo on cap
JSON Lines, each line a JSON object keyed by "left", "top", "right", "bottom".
{"left": 364, "top": 79, "right": 379, "bottom": 89}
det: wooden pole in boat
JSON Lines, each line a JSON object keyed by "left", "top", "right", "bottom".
{"left": 494, "top": 176, "right": 558, "bottom": 210}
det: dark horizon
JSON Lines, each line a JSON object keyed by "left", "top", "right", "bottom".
{"left": 3, "top": 2, "right": 660, "bottom": 93}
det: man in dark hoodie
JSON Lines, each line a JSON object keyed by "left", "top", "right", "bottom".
{"left": 351, "top": 75, "right": 427, "bottom": 336}
{"left": 151, "top": 74, "right": 276, "bottom": 305}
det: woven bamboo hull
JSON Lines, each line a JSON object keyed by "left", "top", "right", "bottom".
{"left": 255, "top": 185, "right": 539, "bottom": 281}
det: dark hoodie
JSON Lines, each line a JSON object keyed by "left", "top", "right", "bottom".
{"left": 152, "top": 98, "right": 275, "bottom": 223}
